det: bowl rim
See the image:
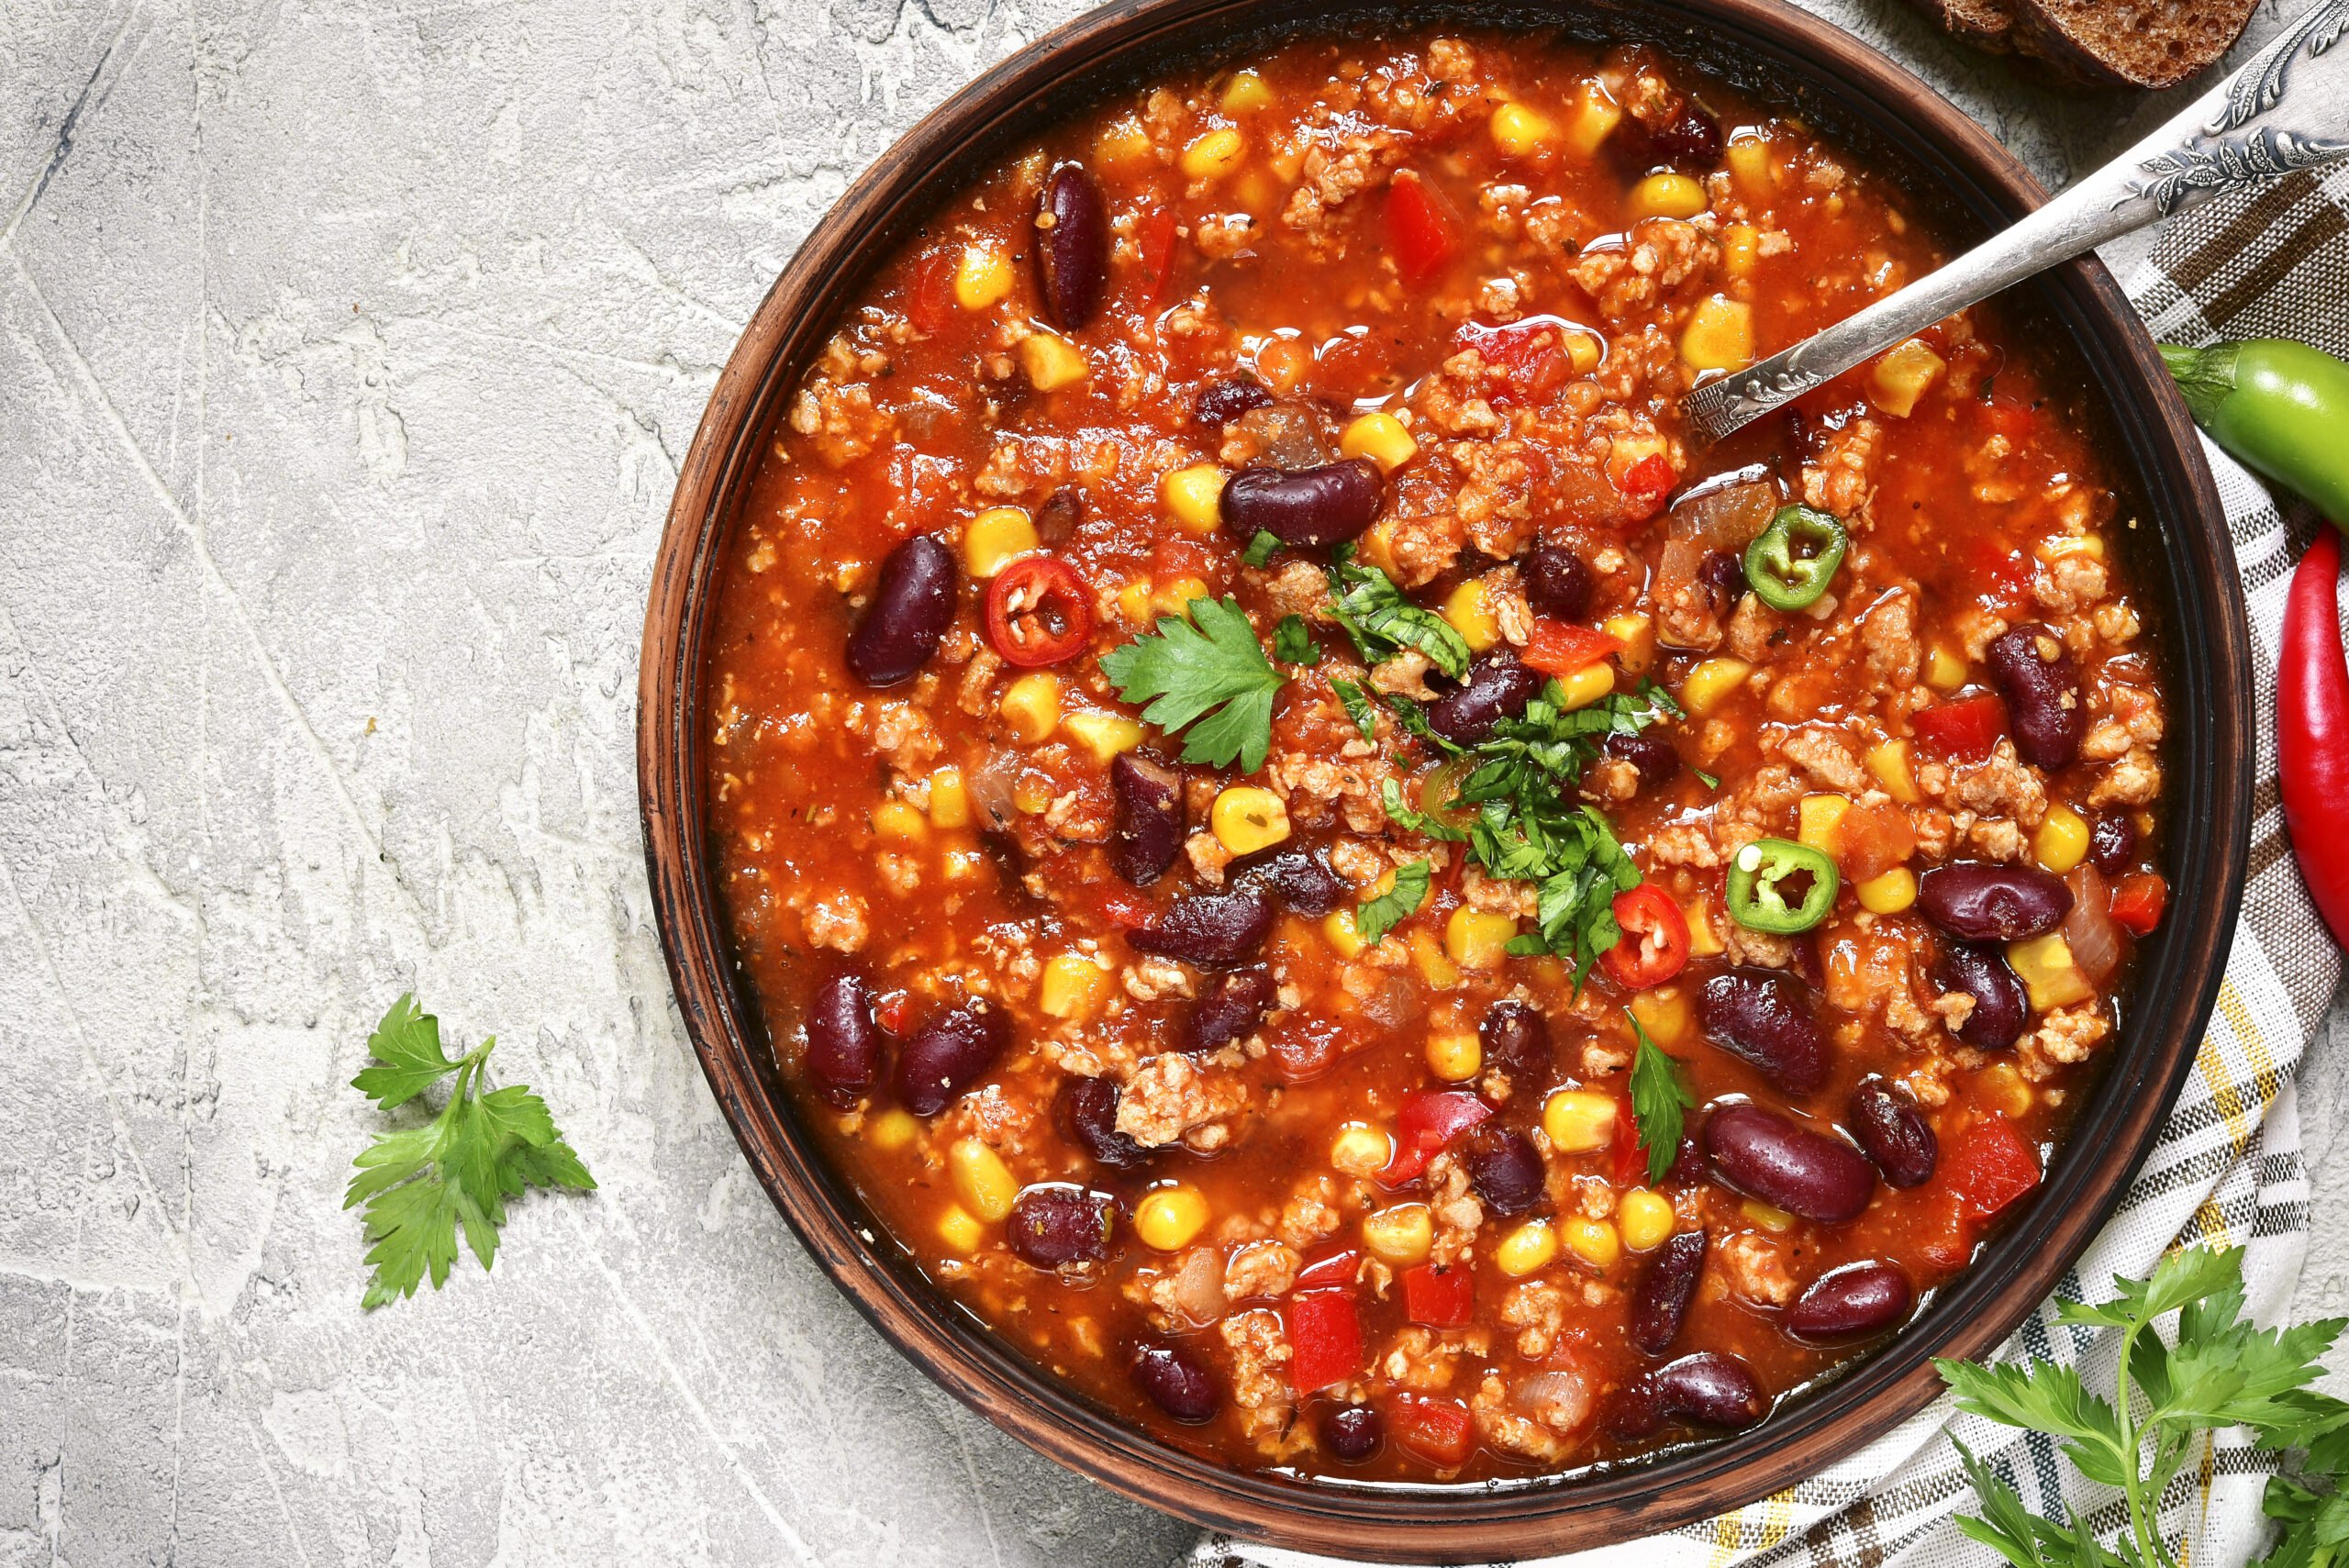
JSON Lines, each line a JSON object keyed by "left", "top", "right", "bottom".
{"left": 636, "top": 0, "right": 2254, "bottom": 1554}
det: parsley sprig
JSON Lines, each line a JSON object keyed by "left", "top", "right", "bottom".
{"left": 1937, "top": 1244, "right": 2349, "bottom": 1568}
{"left": 345, "top": 995, "right": 596, "bottom": 1309}
{"left": 1353, "top": 860, "right": 1432, "bottom": 946}
{"left": 1626, "top": 1010, "right": 1693, "bottom": 1183}
{"left": 1325, "top": 548, "right": 1473, "bottom": 679}
{"left": 1101, "top": 596, "right": 1288, "bottom": 772}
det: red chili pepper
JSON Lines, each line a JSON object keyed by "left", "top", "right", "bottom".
{"left": 1284, "top": 1287, "right": 1364, "bottom": 1392}
{"left": 1910, "top": 694, "right": 2007, "bottom": 763}
{"left": 1401, "top": 1263, "right": 1475, "bottom": 1329}
{"left": 1522, "top": 618, "right": 1621, "bottom": 676}
{"left": 1379, "top": 1090, "right": 1493, "bottom": 1184}
{"left": 1384, "top": 170, "right": 1460, "bottom": 287}
{"left": 2282, "top": 529, "right": 2349, "bottom": 948}
{"left": 1600, "top": 884, "right": 1691, "bottom": 990}
{"left": 984, "top": 556, "right": 1094, "bottom": 667}
{"left": 1948, "top": 1114, "right": 2041, "bottom": 1223}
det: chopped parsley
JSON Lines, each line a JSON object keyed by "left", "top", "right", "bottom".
{"left": 1332, "top": 677, "right": 1378, "bottom": 740}
{"left": 1272, "top": 614, "right": 1322, "bottom": 666}
{"left": 1626, "top": 1010, "right": 1693, "bottom": 1183}
{"left": 1242, "top": 529, "right": 1284, "bottom": 568}
{"left": 1353, "top": 859, "right": 1431, "bottom": 946}
{"left": 1101, "top": 595, "right": 1287, "bottom": 772}
{"left": 1325, "top": 547, "right": 1473, "bottom": 679}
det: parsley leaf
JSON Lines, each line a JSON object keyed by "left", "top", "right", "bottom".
{"left": 1353, "top": 860, "right": 1431, "bottom": 946}
{"left": 1273, "top": 615, "right": 1322, "bottom": 666}
{"left": 1325, "top": 548, "right": 1473, "bottom": 679}
{"left": 1100, "top": 596, "right": 1287, "bottom": 773}
{"left": 1333, "top": 677, "right": 1378, "bottom": 740}
{"left": 345, "top": 994, "right": 596, "bottom": 1309}
{"left": 1626, "top": 1011, "right": 1693, "bottom": 1183}
{"left": 1243, "top": 529, "right": 1283, "bottom": 567}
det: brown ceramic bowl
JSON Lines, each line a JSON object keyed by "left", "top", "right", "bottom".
{"left": 638, "top": 0, "right": 2253, "bottom": 1555}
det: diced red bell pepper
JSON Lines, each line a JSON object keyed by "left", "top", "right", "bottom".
{"left": 1295, "top": 1246, "right": 1364, "bottom": 1294}
{"left": 1401, "top": 1263, "right": 1475, "bottom": 1329}
{"left": 1917, "top": 1188, "right": 1973, "bottom": 1270}
{"left": 1385, "top": 170, "right": 1460, "bottom": 287}
{"left": 1134, "top": 207, "right": 1178, "bottom": 304}
{"left": 1454, "top": 319, "right": 1569, "bottom": 406}
{"left": 1609, "top": 1089, "right": 1642, "bottom": 1186}
{"left": 906, "top": 247, "right": 958, "bottom": 337}
{"left": 1950, "top": 1114, "right": 2042, "bottom": 1222}
{"left": 1522, "top": 618, "right": 1622, "bottom": 676}
{"left": 1984, "top": 394, "right": 2039, "bottom": 442}
{"left": 1379, "top": 1090, "right": 1494, "bottom": 1184}
{"left": 1091, "top": 887, "right": 1157, "bottom": 931}
{"left": 1285, "top": 1288, "right": 1364, "bottom": 1393}
{"left": 1911, "top": 695, "right": 2007, "bottom": 764}
{"left": 2109, "top": 873, "right": 2167, "bottom": 936}
{"left": 1389, "top": 1396, "right": 1475, "bottom": 1468}
{"left": 1619, "top": 452, "right": 1677, "bottom": 518}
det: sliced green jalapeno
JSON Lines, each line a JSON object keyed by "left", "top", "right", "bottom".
{"left": 1742, "top": 505, "right": 1847, "bottom": 612}
{"left": 1725, "top": 837, "right": 1840, "bottom": 933}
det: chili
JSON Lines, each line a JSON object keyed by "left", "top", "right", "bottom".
{"left": 984, "top": 555, "right": 1093, "bottom": 666}
{"left": 2281, "top": 529, "right": 2349, "bottom": 948}
{"left": 1601, "top": 884, "right": 1691, "bottom": 988}
{"left": 2164, "top": 339, "right": 2349, "bottom": 532}
{"left": 1742, "top": 505, "right": 1847, "bottom": 611}
{"left": 1725, "top": 838, "right": 1840, "bottom": 933}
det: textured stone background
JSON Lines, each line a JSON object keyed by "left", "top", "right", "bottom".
{"left": 1, "top": 0, "right": 2342, "bottom": 1562}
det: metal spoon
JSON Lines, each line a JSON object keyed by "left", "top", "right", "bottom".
{"left": 1681, "top": 0, "right": 2349, "bottom": 446}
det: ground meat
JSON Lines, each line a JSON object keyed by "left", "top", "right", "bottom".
{"left": 1278, "top": 1173, "right": 1345, "bottom": 1250}
{"left": 1263, "top": 559, "right": 1334, "bottom": 618}
{"left": 804, "top": 891, "right": 870, "bottom": 952}
{"left": 1369, "top": 647, "right": 1438, "bottom": 699}
{"left": 2021, "top": 1004, "right": 2111, "bottom": 1079}
{"left": 1424, "top": 1154, "right": 1486, "bottom": 1268}
{"left": 1922, "top": 740, "right": 2048, "bottom": 829}
{"left": 2088, "top": 746, "right": 2163, "bottom": 807}
{"left": 787, "top": 377, "right": 892, "bottom": 467}
{"left": 1721, "top": 921, "right": 1798, "bottom": 970}
{"left": 1222, "top": 1240, "right": 1302, "bottom": 1301}
{"left": 1779, "top": 726, "right": 1869, "bottom": 794}
{"left": 872, "top": 701, "right": 942, "bottom": 772}
{"left": 1463, "top": 864, "right": 1541, "bottom": 918}
{"left": 1186, "top": 830, "right": 1233, "bottom": 885}
{"left": 1121, "top": 956, "right": 1197, "bottom": 1002}
{"left": 1471, "top": 1373, "right": 1575, "bottom": 1462}
{"left": 1715, "top": 763, "right": 1805, "bottom": 858}
{"left": 1567, "top": 220, "right": 1714, "bottom": 321}
{"left": 949, "top": 1083, "right": 1041, "bottom": 1157}
{"left": 2032, "top": 550, "right": 2110, "bottom": 616}
{"left": 1118, "top": 1052, "right": 1250, "bottom": 1149}
{"left": 1284, "top": 129, "right": 1402, "bottom": 238}
{"left": 1725, "top": 595, "right": 1787, "bottom": 662}
{"left": 1499, "top": 1279, "right": 1570, "bottom": 1359}
{"left": 1427, "top": 36, "right": 1475, "bottom": 79}
{"left": 1219, "top": 1308, "right": 1297, "bottom": 1446}
{"left": 1642, "top": 819, "right": 1722, "bottom": 868}
{"left": 1195, "top": 212, "right": 1256, "bottom": 260}
{"left": 1715, "top": 1229, "right": 1796, "bottom": 1307}
{"left": 1654, "top": 571, "right": 1724, "bottom": 652}
{"left": 1861, "top": 588, "right": 1921, "bottom": 684}
{"left": 1799, "top": 417, "right": 1882, "bottom": 522}
{"left": 1376, "top": 1326, "right": 1488, "bottom": 1391}
{"left": 1581, "top": 756, "right": 1641, "bottom": 803}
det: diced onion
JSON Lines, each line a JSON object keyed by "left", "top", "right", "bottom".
{"left": 1511, "top": 1368, "right": 1594, "bottom": 1432}
{"left": 1166, "top": 1246, "right": 1229, "bottom": 1327}
{"left": 2061, "top": 865, "right": 2128, "bottom": 987}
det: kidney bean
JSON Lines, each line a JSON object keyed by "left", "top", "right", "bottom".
{"left": 1697, "top": 970, "right": 1828, "bottom": 1095}
{"left": 1190, "top": 967, "right": 1277, "bottom": 1052}
{"left": 1917, "top": 862, "right": 2073, "bottom": 941}
{"left": 1987, "top": 623, "right": 2085, "bottom": 769}
{"left": 1033, "top": 163, "right": 1108, "bottom": 331}
{"left": 1058, "top": 1074, "right": 1151, "bottom": 1170}
{"left": 1612, "top": 1352, "right": 1767, "bottom": 1438}
{"left": 1787, "top": 1262, "right": 1915, "bottom": 1344}
{"left": 1933, "top": 940, "right": 2031, "bottom": 1050}
{"left": 1109, "top": 753, "right": 1185, "bottom": 886}
{"left": 1703, "top": 1104, "right": 1876, "bottom": 1223}
{"left": 1232, "top": 844, "right": 1348, "bottom": 916}
{"left": 845, "top": 535, "right": 957, "bottom": 687}
{"left": 2089, "top": 811, "right": 2138, "bottom": 876}
{"left": 1602, "top": 730, "right": 1679, "bottom": 788}
{"left": 1630, "top": 1229, "right": 1706, "bottom": 1356}
{"left": 1034, "top": 486, "right": 1082, "bottom": 544}
{"left": 802, "top": 974, "right": 884, "bottom": 1107}
{"left": 1427, "top": 649, "right": 1545, "bottom": 745}
{"left": 1220, "top": 459, "right": 1381, "bottom": 549}
{"left": 1130, "top": 882, "right": 1276, "bottom": 966}
{"left": 1007, "top": 1183, "right": 1117, "bottom": 1269}
{"left": 894, "top": 1004, "right": 1009, "bottom": 1116}
{"left": 1611, "top": 103, "right": 1725, "bottom": 174}
{"left": 1698, "top": 550, "right": 1748, "bottom": 615}
{"left": 1521, "top": 542, "right": 1594, "bottom": 620}
{"left": 1194, "top": 376, "right": 1274, "bottom": 429}
{"left": 1130, "top": 1340, "right": 1220, "bottom": 1424}
{"left": 1321, "top": 1403, "right": 1383, "bottom": 1462}
{"left": 1478, "top": 1000, "right": 1551, "bottom": 1089}
{"left": 1847, "top": 1078, "right": 1937, "bottom": 1188}
{"left": 1460, "top": 1125, "right": 1548, "bottom": 1216}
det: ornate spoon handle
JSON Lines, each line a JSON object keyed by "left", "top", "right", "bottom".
{"left": 1681, "top": 1, "right": 2349, "bottom": 445}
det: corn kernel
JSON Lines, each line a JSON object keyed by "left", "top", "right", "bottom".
{"left": 2035, "top": 804, "right": 2091, "bottom": 875}
{"left": 1341, "top": 410, "right": 1419, "bottom": 473}
{"left": 1619, "top": 1190, "right": 1675, "bottom": 1251}
{"left": 1496, "top": 1218, "right": 1560, "bottom": 1276}
{"left": 1725, "top": 133, "right": 1775, "bottom": 195}
{"left": 953, "top": 243, "right": 1013, "bottom": 310}
{"left": 2043, "top": 534, "right": 2107, "bottom": 562}
{"left": 1038, "top": 951, "right": 1112, "bottom": 1019}
{"left": 1722, "top": 223, "right": 1760, "bottom": 278}
{"left": 2009, "top": 932, "right": 2096, "bottom": 1011}
{"left": 1924, "top": 646, "right": 1968, "bottom": 691}
{"left": 1439, "top": 578, "right": 1502, "bottom": 652}
{"left": 1542, "top": 1089, "right": 1617, "bottom": 1153}
{"left": 963, "top": 506, "right": 1038, "bottom": 578}
{"left": 1869, "top": 339, "right": 1947, "bottom": 418}
{"left": 867, "top": 1106, "right": 920, "bottom": 1151}
{"left": 948, "top": 1139, "right": 1018, "bottom": 1222}
{"left": 1629, "top": 172, "right": 1708, "bottom": 221}
{"left": 1798, "top": 793, "right": 1853, "bottom": 852}
{"left": 1604, "top": 613, "right": 1655, "bottom": 675}
{"left": 1742, "top": 1198, "right": 1796, "bottom": 1234}
{"left": 999, "top": 673, "right": 1062, "bottom": 742}
{"left": 1363, "top": 1204, "right": 1434, "bottom": 1265}
{"left": 937, "top": 1205, "right": 985, "bottom": 1253}
{"left": 1561, "top": 1216, "right": 1622, "bottom": 1270}
{"left": 1979, "top": 1061, "right": 2034, "bottom": 1119}
{"left": 1062, "top": 709, "right": 1145, "bottom": 763}
{"left": 1013, "top": 772, "right": 1053, "bottom": 815}
{"left": 1681, "top": 295, "right": 1755, "bottom": 373}
{"left": 1490, "top": 102, "right": 1556, "bottom": 158}
{"left": 1322, "top": 907, "right": 1368, "bottom": 959}
{"left": 1219, "top": 69, "right": 1272, "bottom": 114}
{"left": 1856, "top": 867, "right": 1918, "bottom": 915}
{"left": 1445, "top": 907, "right": 1517, "bottom": 971}
{"left": 1608, "top": 432, "right": 1669, "bottom": 486}
{"left": 1255, "top": 335, "right": 1311, "bottom": 395}
{"left": 1153, "top": 576, "right": 1211, "bottom": 618}
{"left": 1629, "top": 987, "right": 1689, "bottom": 1048}
{"left": 1331, "top": 1121, "right": 1392, "bottom": 1177}
{"left": 1019, "top": 331, "right": 1088, "bottom": 392}
{"left": 1681, "top": 657, "right": 1753, "bottom": 717}
{"left": 1680, "top": 901, "right": 1723, "bottom": 960}
{"left": 1212, "top": 785, "right": 1291, "bottom": 855}
{"left": 1094, "top": 116, "right": 1153, "bottom": 169}
{"left": 928, "top": 765, "right": 971, "bottom": 828}
{"left": 1411, "top": 929, "right": 1461, "bottom": 990}
{"left": 1865, "top": 740, "right": 1920, "bottom": 805}
{"left": 1179, "top": 127, "right": 1245, "bottom": 181}
{"left": 874, "top": 800, "right": 929, "bottom": 841}
{"left": 1357, "top": 519, "right": 1400, "bottom": 575}
{"left": 1117, "top": 580, "right": 1152, "bottom": 623}
{"left": 1135, "top": 1184, "right": 1210, "bottom": 1251}
{"left": 1564, "top": 82, "right": 1622, "bottom": 156}
{"left": 1564, "top": 328, "right": 1603, "bottom": 376}
{"left": 1426, "top": 1029, "right": 1483, "bottom": 1083}
{"left": 1163, "top": 463, "right": 1228, "bottom": 534}
{"left": 1555, "top": 661, "right": 1616, "bottom": 711}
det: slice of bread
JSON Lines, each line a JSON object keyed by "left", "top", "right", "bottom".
{"left": 1915, "top": 0, "right": 2020, "bottom": 50}
{"left": 1904, "top": 0, "right": 2255, "bottom": 89}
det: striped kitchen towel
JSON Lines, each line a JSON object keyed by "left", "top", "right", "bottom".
{"left": 1194, "top": 162, "right": 2349, "bottom": 1568}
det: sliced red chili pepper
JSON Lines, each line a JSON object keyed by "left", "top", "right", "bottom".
{"left": 1949, "top": 1114, "right": 2041, "bottom": 1223}
{"left": 1284, "top": 1287, "right": 1364, "bottom": 1392}
{"left": 1385, "top": 170, "right": 1460, "bottom": 287}
{"left": 2108, "top": 873, "right": 2168, "bottom": 937}
{"left": 1401, "top": 1263, "right": 1475, "bottom": 1329}
{"left": 1910, "top": 694, "right": 2007, "bottom": 763}
{"left": 1388, "top": 1395, "right": 1475, "bottom": 1467}
{"left": 1522, "top": 618, "right": 1622, "bottom": 676}
{"left": 1600, "top": 884, "right": 1691, "bottom": 989}
{"left": 984, "top": 556, "right": 1094, "bottom": 667}
{"left": 2281, "top": 529, "right": 2349, "bottom": 948}
{"left": 1379, "top": 1090, "right": 1493, "bottom": 1184}
{"left": 1295, "top": 1246, "right": 1364, "bottom": 1294}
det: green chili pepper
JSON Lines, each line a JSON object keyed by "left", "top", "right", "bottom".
{"left": 2163, "top": 339, "right": 2349, "bottom": 532}
{"left": 1725, "top": 837, "right": 1839, "bottom": 933}
{"left": 1742, "top": 506, "right": 1848, "bottom": 612}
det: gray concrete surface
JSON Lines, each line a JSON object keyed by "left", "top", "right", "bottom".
{"left": 1, "top": 0, "right": 2342, "bottom": 1562}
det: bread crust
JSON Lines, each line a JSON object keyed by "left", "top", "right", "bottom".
{"left": 1904, "top": 0, "right": 2256, "bottom": 89}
